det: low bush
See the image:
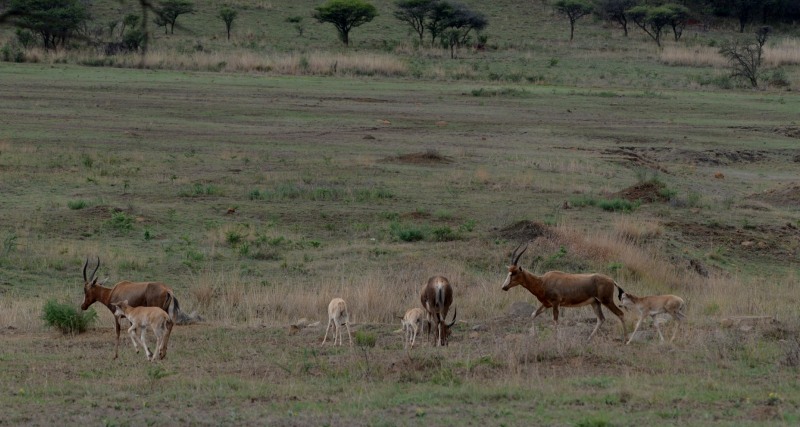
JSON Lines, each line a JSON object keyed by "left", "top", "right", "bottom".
{"left": 42, "top": 300, "right": 97, "bottom": 334}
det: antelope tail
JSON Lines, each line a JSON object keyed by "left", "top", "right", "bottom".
{"left": 166, "top": 293, "right": 181, "bottom": 323}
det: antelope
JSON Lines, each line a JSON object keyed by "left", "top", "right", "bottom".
{"left": 110, "top": 300, "right": 173, "bottom": 361}
{"left": 501, "top": 243, "right": 626, "bottom": 341}
{"left": 322, "top": 298, "right": 352, "bottom": 346}
{"left": 420, "top": 276, "right": 457, "bottom": 346}
{"left": 617, "top": 287, "right": 686, "bottom": 345}
{"left": 399, "top": 307, "right": 426, "bottom": 349}
{"left": 80, "top": 257, "right": 180, "bottom": 359}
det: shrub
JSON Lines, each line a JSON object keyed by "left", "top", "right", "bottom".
{"left": 67, "top": 200, "right": 88, "bottom": 210}
{"left": 107, "top": 211, "right": 134, "bottom": 231}
{"left": 597, "top": 198, "right": 639, "bottom": 212}
{"left": 390, "top": 222, "right": 426, "bottom": 242}
{"left": 42, "top": 300, "right": 97, "bottom": 334}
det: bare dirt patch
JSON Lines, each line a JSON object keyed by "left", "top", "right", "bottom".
{"left": 747, "top": 183, "right": 800, "bottom": 208}
{"left": 381, "top": 150, "right": 453, "bottom": 165}
{"left": 612, "top": 180, "right": 670, "bottom": 203}
{"left": 495, "top": 220, "right": 551, "bottom": 242}
{"left": 664, "top": 220, "right": 800, "bottom": 261}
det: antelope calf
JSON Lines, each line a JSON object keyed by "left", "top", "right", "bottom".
{"left": 322, "top": 298, "right": 352, "bottom": 346}
{"left": 80, "top": 257, "right": 180, "bottom": 359}
{"left": 501, "top": 243, "right": 626, "bottom": 341}
{"left": 420, "top": 276, "right": 457, "bottom": 346}
{"left": 110, "top": 300, "right": 173, "bottom": 361}
{"left": 399, "top": 307, "right": 426, "bottom": 349}
{"left": 618, "top": 287, "right": 686, "bottom": 345}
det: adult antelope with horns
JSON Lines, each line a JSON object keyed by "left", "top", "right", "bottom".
{"left": 420, "top": 276, "right": 457, "bottom": 346}
{"left": 501, "top": 243, "right": 626, "bottom": 341}
{"left": 80, "top": 257, "right": 180, "bottom": 359}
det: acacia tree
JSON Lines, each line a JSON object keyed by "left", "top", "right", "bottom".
{"left": 446, "top": 2, "right": 487, "bottom": 47}
{"left": 313, "top": 0, "right": 378, "bottom": 46}
{"left": 595, "top": 0, "right": 637, "bottom": 36}
{"left": 394, "top": 0, "right": 436, "bottom": 45}
{"left": 628, "top": 4, "right": 673, "bottom": 47}
{"left": 155, "top": 0, "right": 194, "bottom": 35}
{"left": 8, "top": 0, "right": 89, "bottom": 50}
{"left": 218, "top": 6, "right": 237, "bottom": 40}
{"left": 554, "top": 0, "right": 593, "bottom": 42}
{"left": 425, "top": 0, "right": 454, "bottom": 45}
{"left": 665, "top": 4, "right": 690, "bottom": 41}
{"left": 720, "top": 25, "right": 771, "bottom": 87}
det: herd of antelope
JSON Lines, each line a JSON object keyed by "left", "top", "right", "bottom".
{"left": 80, "top": 242, "right": 686, "bottom": 360}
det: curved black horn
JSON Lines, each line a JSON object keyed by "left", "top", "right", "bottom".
{"left": 509, "top": 242, "right": 525, "bottom": 264}
{"left": 82, "top": 258, "right": 89, "bottom": 282}
{"left": 512, "top": 243, "right": 529, "bottom": 266}
{"left": 446, "top": 306, "right": 457, "bottom": 327}
{"left": 90, "top": 256, "right": 100, "bottom": 282}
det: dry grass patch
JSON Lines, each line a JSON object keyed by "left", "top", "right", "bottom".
{"left": 661, "top": 38, "right": 800, "bottom": 68}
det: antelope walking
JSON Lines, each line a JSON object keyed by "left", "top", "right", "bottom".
{"left": 501, "top": 243, "right": 626, "bottom": 341}
{"left": 80, "top": 257, "right": 180, "bottom": 359}
{"left": 420, "top": 276, "right": 457, "bottom": 346}
{"left": 111, "top": 300, "right": 173, "bottom": 361}
{"left": 618, "top": 287, "right": 686, "bottom": 344}
{"left": 399, "top": 307, "right": 426, "bottom": 349}
{"left": 322, "top": 298, "right": 352, "bottom": 346}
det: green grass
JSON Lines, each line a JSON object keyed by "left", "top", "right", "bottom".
{"left": 0, "top": 4, "right": 799, "bottom": 423}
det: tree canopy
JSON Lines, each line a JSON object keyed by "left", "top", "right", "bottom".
{"left": 8, "top": 0, "right": 89, "bottom": 50}
{"left": 313, "top": 0, "right": 378, "bottom": 46}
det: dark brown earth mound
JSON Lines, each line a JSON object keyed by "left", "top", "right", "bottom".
{"left": 496, "top": 220, "right": 550, "bottom": 242}
{"left": 382, "top": 150, "right": 453, "bottom": 165}
{"left": 613, "top": 180, "right": 669, "bottom": 203}
{"left": 747, "top": 183, "right": 800, "bottom": 208}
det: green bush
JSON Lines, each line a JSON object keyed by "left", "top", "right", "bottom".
{"left": 67, "top": 200, "right": 88, "bottom": 210}
{"left": 42, "top": 300, "right": 97, "bottom": 334}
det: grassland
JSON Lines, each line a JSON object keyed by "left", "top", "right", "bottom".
{"left": 1, "top": 0, "right": 800, "bottom": 425}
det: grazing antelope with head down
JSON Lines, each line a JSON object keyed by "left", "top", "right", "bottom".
{"left": 617, "top": 287, "right": 685, "bottom": 345}
{"left": 111, "top": 300, "right": 173, "bottom": 361}
{"left": 420, "top": 276, "right": 457, "bottom": 346}
{"left": 501, "top": 243, "right": 626, "bottom": 341}
{"left": 322, "top": 297, "right": 352, "bottom": 346}
{"left": 80, "top": 257, "right": 180, "bottom": 359}
{"left": 399, "top": 307, "right": 426, "bottom": 349}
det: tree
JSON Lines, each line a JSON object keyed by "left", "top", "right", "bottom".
{"left": 446, "top": 2, "right": 487, "bottom": 46}
{"left": 594, "top": 0, "right": 637, "bottom": 37}
{"left": 218, "top": 6, "right": 237, "bottom": 41}
{"left": 393, "top": 0, "right": 436, "bottom": 45}
{"left": 628, "top": 5, "right": 673, "bottom": 47}
{"left": 425, "top": 0, "right": 454, "bottom": 45}
{"left": 712, "top": 0, "right": 765, "bottom": 33}
{"left": 155, "top": 0, "right": 194, "bottom": 35}
{"left": 665, "top": 4, "right": 690, "bottom": 42}
{"left": 8, "top": 0, "right": 89, "bottom": 50}
{"left": 313, "top": 0, "right": 377, "bottom": 46}
{"left": 720, "top": 26, "right": 771, "bottom": 87}
{"left": 555, "top": 0, "right": 593, "bottom": 42}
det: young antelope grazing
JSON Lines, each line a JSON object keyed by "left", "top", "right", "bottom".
{"left": 110, "top": 300, "right": 173, "bottom": 361}
{"left": 399, "top": 307, "right": 426, "bottom": 349}
{"left": 618, "top": 287, "right": 686, "bottom": 345}
{"left": 322, "top": 298, "right": 352, "bottom": 346}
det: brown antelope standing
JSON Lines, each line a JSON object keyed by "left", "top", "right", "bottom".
{"left": 322, "top": 298, "right": 352, "bottom": 346}
{"left": 617, "top": 287, "right": 686, "bottom": 345}
{"left": 501, "top": 243, "right": 626, "bottom": 341}
{"left": 80, "top": 257, "right": 180, "bottom": 359}
{"left": 110, "top": 300, "right": 173, "bottom": 361}
{"left": 420, "top": 276, "right": 457, "bottom": 346}
{"left": 399, "top": 307, "right": 426, "bottom": 349}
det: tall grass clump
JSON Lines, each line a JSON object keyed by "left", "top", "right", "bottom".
{"left": 42, "top": 300, "right": 97, "bottom": 334}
